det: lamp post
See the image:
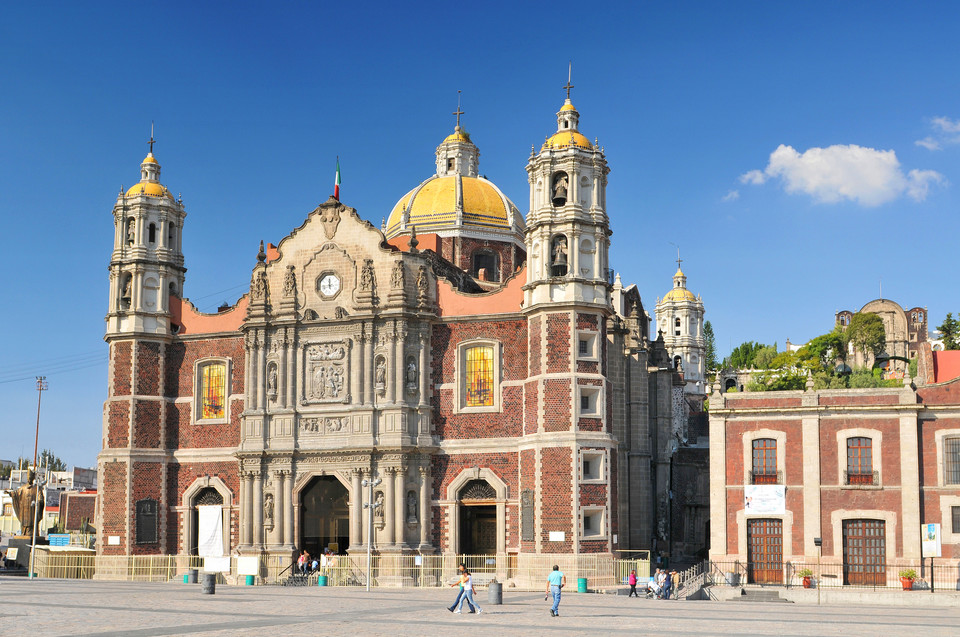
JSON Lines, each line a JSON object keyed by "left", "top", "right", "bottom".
{"left": 28, "top": 376, "right": 48, "bottom": 579}
{"left": 361, "top": 475, "right": 382, "bottom": 592}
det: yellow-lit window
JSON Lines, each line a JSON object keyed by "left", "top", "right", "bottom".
{"left": 201, "top": 363, "right": 226, "bottom": 420}
{"left": 465, "top": 346, "right": 494, "bottom": 407}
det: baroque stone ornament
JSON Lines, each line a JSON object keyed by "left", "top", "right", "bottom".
{"left": 283, "top": 265, "right": 297, "bottom": 296}
{"left": 391, "top": 260, "right": 405, "bottom": 289}
{"left": 304, "top": 341, "right": 348, "bottom": 404}
{"left": 416, "top": 265, "right": 428, "bottom": 296}
{"left": 299, "top": 416, "right": 349, "bottom": 434}
{"left": 319, "top": 203, "right": 342, "bottom": 240}
{"left": 263, "top": 493, "right": 275, "bottom": 528}
{"left": 359, "top": 259, "right": 376, "bottom": 292}
{"left": 251, "top": 269, "right": 268, "bottom": 301}
{"left": 405, "top": 357, "right": 418, "bottom": 395}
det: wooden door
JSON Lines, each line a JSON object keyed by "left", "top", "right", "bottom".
{"left": 843, "top": 519, "right": 885, "bottom": 585}
{"left": 747, "top": 518, "right": 783, "bottom": 584}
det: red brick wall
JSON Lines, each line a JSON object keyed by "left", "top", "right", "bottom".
{"left": 540, "top": 447, "right": 572, "bottom": 552}
{"left": 726, "top": 487, "right": 742, "bottom": 554}
{"left": 100, "top": 461, "right": 128, "bottom": 555}
{"left": 130, "top": 462, "right": 163, "bottom": 554}
{"left": 543, "top": 379, "right": 571, "bottom": 432}
{"left": 60, "top": 493, "right": 96, "bottom": 531}
{"left": 918, "top": 379, "right": 960, "bottom": 404}
{"left": 133, "top": 400, "right": 162, "bottom": 448}
{"left": 135, "top": 342, "right": 162, "bottom": 396}
{"left": 819, "top": 394, "right": 899, "bottom": 407}
{"left": 820, "top": 417, "right": 901, "bottom": 485}
{"left": 165, "top": 337, "right": 245, "bottom": 397}
{"left": 112, "top": 342, "right": 132, "bottom": 397}
{"left": 529, "top": 316, "right": 541, "bottom": 376}
{"left": 107, "top": 402, "right": 129, "bottom": 448}
{"left": 545, "top": 314, "right": 570, "bottom": 373}
{"left": 453, "top": 237, "right": 519, "bottom": 283}
{"left": 519, "top": 448, "right": 537, "bottom": 553}
{"left": 724, "top": 419, "right": 801, "bottom": 483}
{"left": 524, "top": 380, "right": 538, "bottom": 435}
{"left": 725, "top": 396, "right": 802, "bottom": 409}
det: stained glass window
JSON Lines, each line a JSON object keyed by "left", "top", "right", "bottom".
{"left": 465, "top": 345, "right": 494, "bottom": 407}
{"left": 201, "top": 363, "right": 226, "bottom": 419}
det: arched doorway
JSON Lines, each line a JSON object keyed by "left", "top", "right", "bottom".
{"left": 458, "top": 479, "right": 497, "bottom": 555}
{"left": 191, "top": 487, "right": 224, "bottom": 556}
{"left": 300, "top": 476, "right": 349, "bottom": 556}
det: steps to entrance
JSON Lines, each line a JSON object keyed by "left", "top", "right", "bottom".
{"left": 730, "top": 588, "right": 793, "bottom": 603}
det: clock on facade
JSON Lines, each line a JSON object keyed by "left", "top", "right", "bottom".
{"left": 317, "top": 273, "right": 341, "bottom": 298}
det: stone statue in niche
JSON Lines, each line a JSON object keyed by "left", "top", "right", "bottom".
{"left": 406, "top": 490, "right": 418, "bottom": 523}
{"left": 375, "top": 357, "right": 386, "bottom": 396}
{"left": 406, "top": 358, "right": 418, "bottom": 395}
{"left": 391, "top": 260, "right": 405, "bottom": 289}
{"left": 416, "top": 266, "right": 429, "bottom": 295}
{"left": 126, "top": 221, "right": 135, "bottom": 245}
{"left": 374, "top": 491, "right": 385, "bottom": 523}
{"left": 251, "top": 270, "right": 268, "bottom": 301}
{"left": 263, "top": 493, "right": 275, "bottom": 528}
{"left": 267, "top": 364, "right": 278, "bottom": 399}
{"left": 359, "top": 259, "right": 376, "bottom": 292}
{"left": 283, "top": 265, "right": 296, "bottom": 296}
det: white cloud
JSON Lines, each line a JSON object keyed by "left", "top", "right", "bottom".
{"left": 721, "top": 189, "right": 740, "bottom": 202}
{"left": 915, "top": 116, "right": 960, "bottom": 150}
{"left": 739, "top": 143, "right": 944, "bottom": 207}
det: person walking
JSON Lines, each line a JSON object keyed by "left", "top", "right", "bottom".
{"left": 448, "top": 564, "right": 475, "bottom": 613}
{"left": 628, "top": 569, "right": 639, "bottom": 597}
{"left": 455, "top": 569, "right": 482, "bottom": 615}
{"left": 662, "top": 569, "right": 673, "bottom": 600}
{"left": 546, "top": 564, "right": 566, "bottom": 617}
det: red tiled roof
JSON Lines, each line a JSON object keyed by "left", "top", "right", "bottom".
{"left": 933, "top": 350, "right": 960, "bottom": 383}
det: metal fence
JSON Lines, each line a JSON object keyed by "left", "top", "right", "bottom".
{"left": 30, "top": 551, "right": 650, "bottom": 590}
{"left": 707, "top": 559, "right": 960, "bottom": 592}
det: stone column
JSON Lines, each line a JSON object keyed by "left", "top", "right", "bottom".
{"left": 384, "top": 468, "right": 396, "bottom": 545}
{"left": 242, "top": 471, "right": 253, "bottom": 548}
{"left": 394, "top": 466, "right": 406, "bottom": 547}
{"left": 351, "top": 469, "right": 363, "bottom": 550}
{"left": 283, "top": 470, "right": 294, "bottom": 548}
{"left": 394, "top": 325, "right": 405, "bottom": 405}
{"left": 244, "top": 337, "right": 253, "bottom": 412}
{"left": 252, "top": 470, "right": 263, "bottom": 550}
{"left": 418, "top": 464, "right": 431, "bottom": 549}
{"left": 419, "top": 333, "right": 428, "bottom": 408}
{"left": 286, "top": 329, "right": 296, "bottom": 409}
{"left": 362, "top": 327, "right": 371, "bottom": 406}
{"left": 388, "top": 323, "right": 398, "bottom": 404}
{"left": 352, "top": 335, "right": 363, "bottom": 406}
{"left": 274, "top": 470, "right": 285, "bottom": 547}
{"left": 256, "top": 334, "right": 265, "bottom": 411}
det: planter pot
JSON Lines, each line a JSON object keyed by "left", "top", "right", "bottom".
{"left": 802, "top": 576, "right": 811, "bottom": 589}
{"left": 900, "top": 577, "right": 914, "bottom": 590}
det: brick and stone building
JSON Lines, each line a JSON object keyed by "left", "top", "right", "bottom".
{"left": 709, "top": 342, "right": 960, "bottom": 585}
{"left": 836, "top": 298, "right": 928, "bottom": 373}
{"left": 655, "top": 263, "right": 706, "bottom": 402}
{"left": 97, "top": 88, "right": 706, "bottom": 566}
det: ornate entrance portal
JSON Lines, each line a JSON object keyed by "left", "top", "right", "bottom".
{"left": 458, "top": 479, "right": 497, "bottom": 555}
{"left": 300, "top": 476, "right": 349, "bottom": 556}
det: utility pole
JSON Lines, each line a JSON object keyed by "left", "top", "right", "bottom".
{"left": 28, "top": 377, "right": 48, "bottom": 579}
{"left": 361, "top": 475, "right": 382, "bottom": 592}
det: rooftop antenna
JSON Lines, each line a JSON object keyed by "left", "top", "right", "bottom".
{"left": 453, "top": 90, "right": 464, "bottom": 130}
{"left": 563, "top": 61, "right": 574, "bottom": 100}
{"left": 148, "top": 121, "right": 156, "bottom": 154}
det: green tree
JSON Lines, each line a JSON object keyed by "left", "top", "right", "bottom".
{"left": 704, "top": 321, "right": 717, "bottom": 370}
{"left": 797, "top": 328, "right": 847, "bottom": 369}
{"left": 39, "top": 449, "right": 67, "bottom": 472}
{"left": 725, "top": 341, "right": 770, "bottom": 369}
{"left": 846, "top": 312, "right": 886, "bottom": 360}
{"left": 937, "top": 313, "right": 960, "bottom": 350}
{"left": 752, "top": 344, "right": 779, "bottom": 369}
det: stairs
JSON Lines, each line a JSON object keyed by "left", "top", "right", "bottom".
{"left": 730, "top": 588, "right": 793, "bottom": 603}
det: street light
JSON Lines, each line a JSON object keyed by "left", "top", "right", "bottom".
{"left": 361, "top": 476, "right": 382, "bottom": 592}
{"left": 29, "top": 376, "right": 48, "bottom": 579}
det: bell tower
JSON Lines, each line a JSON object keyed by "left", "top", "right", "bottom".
{"left": 106, "top": 132, "right": 186, "bottom": 337}
{"left": 524, "top": 77, "right": 611, "bottom": 309}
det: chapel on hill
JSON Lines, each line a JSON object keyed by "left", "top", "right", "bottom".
{"left": 98, "top": 86, "right": 707, "bottom": 567}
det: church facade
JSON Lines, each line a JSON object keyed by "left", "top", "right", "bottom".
{"left": 98, "top": 92, "right": 694, "bottom": 564}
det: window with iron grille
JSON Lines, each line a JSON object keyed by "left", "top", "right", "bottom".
{"left": 752, "top": 438, "right": 777, "bottom": 484}
{"left": 847, "top": 437, "right": 874, "bottom": 485}
{"left": 945, "top": 438, "right": 960, "bottom": 485}
{"left": 953, "top": 506, "right": 960, "bottom": 534}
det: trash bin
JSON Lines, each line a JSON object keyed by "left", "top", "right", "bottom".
{"left": 187, "top": 569, "right": 198, "bottom": 584}
{"left": 245, "top": 575, "right": 255, "bottom": 586}
{"left": 317, "top": 575, "right": 328, "bottom": 586}
{"left": 201, "top": 573, "right": 217, "bottom": 595}
{"left": 487, "top": 580, "right": 502, "bottom": 605}
{"left": 577, "top": 577, "right": 588, "bottom": 593}
{"left": 725, "top": 572, "right": 739, "bottom": 586}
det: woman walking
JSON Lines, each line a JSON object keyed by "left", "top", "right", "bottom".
{"left": 455, "top": 569, "right": 482, "bottom": 614}
{"left": 628, "top": 569, "right": 639, "bottom": 597}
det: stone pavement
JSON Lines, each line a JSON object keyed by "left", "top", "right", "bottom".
{"left": 1, "top": 578, "right": 959, "bottom": 636}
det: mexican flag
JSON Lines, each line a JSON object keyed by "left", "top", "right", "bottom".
{"left": 334, "top": 157, "right": 341, "bottom": 200}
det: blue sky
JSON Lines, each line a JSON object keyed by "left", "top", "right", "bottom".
{"left": 3, "top": 1, "right": 959, "bottom": 469}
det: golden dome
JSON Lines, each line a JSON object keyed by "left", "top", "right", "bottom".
{"left": 663, "top": 287, "right": 697, "bottom": 302}
{"left": 125, "top": 181, "right": 174, "bottom": 199}
{"left": 560, "top": 102, "right": 577, "bottom": 112}
{"left": 141, "top": 153, "right": 158, "bottom": 164}
{"left": 385, "top": 175, "right": 520, "bottom": 238}
{"left": 543, "top": 131, "right": 593, "bottom": 150}
{"left": 443, "top": 129, "right": 472, "bottom": 143}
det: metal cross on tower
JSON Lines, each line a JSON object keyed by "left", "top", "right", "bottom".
{"left": 563, "top": 62, "right": 574, "bottom": 100}
{"left": 453, "top": 90, "right": 464, "bottom": 129}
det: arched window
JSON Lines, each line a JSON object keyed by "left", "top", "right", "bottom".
{"left": 472, "top": 251, "right": 498, "bottom": 282}
{"left": 674, "top": 317, "right": 681, "bottom": 336}
{"left": 751, "top": 439, "right": 777, "bottom": 484}
{"left": 148, "top": 223, "right": 156, "bottom": 243}
{"left": 846, "top": 437, "right": 874, "bottom": 485}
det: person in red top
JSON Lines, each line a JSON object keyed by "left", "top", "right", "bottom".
{"left": 628, "top": 569, "right": 639, "bottom": 597}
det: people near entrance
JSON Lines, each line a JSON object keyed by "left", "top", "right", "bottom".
{"left": 297, "top": 550, "right": 310, "bottom": 575}
{"left": 448, "top": 563, "right": 476, "bottom": 613}
{"left": 662, "top": 570, "right": 673, "bottom": 600}
{"left": 546, "top": 564, "right": 566, "bottom": 617}
{"left": 453, "top": 568, "right": 482, "bottom": 615}
{"left": 628, "top": 569, "right": 639, "bottom": 597}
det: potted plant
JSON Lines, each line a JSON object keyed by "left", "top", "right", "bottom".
{"left": 898, "top": 568, "right": 917, "bottom": 590}
{"left": 798, "top": 568, "right": 813, "bottom": 588}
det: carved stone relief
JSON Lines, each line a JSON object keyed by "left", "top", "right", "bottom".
{"left": 302, "top": 341, "right": 348, "bottom": 404}
{"left": 319, "top": 204, "right": 342, "bottom": 240}
{"left": 299, "top": 416, "right": 350, "bottom": 434}
{"left": 405, "top": 356, "right": 418, "bottom": 396}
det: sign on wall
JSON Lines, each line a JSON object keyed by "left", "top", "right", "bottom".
{"left": 921, "top": 523, "right": 941, "bottom": 558}
{"left": 744, "top": 485, "right": 785, "bottom": 514}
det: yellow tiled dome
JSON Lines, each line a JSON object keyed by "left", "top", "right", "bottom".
{"left": 141, "top": 153, "right": 158, "bottom": 164}
{"left": 663, "top": 287, "right": 697, "bottom": 302}
{"left": 125, "top": 181, "right": 174, "bottom": 199}
{"left": 543, "top": 131, "right": 593, "bottom": 150}
{"left": 443, "top": 130, "right": 472, "bottom": 144}
{"left": 385, "top": 175, "right": 520, "bottom": 239}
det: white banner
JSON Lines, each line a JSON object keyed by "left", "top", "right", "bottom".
{"left": 922, "top": 523, "right": 941, "bottom": 558}
{"left": 744, "top": 485, "right": 785, "bottom": 514}
{"left": 197, "top": 505, "right": 224, "bottom": 557}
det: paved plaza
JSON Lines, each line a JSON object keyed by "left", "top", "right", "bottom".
{"left": 1, "top": 578, "right": 959, "bottom": 637}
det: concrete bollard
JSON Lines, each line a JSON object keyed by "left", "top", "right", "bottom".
{"left": 187, "top": 569, "right": 198, "bottom": 584}
{"left": 201, "top": 573, "right": 216, "bottom": 595}
{"left": 487, "top": 580, "right": 503, "bottom": 605}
